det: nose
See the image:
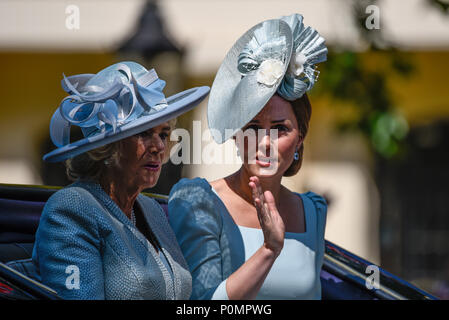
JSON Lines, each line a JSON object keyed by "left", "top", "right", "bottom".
{"left": 147, "top": 133, "right": 165, "bottom": 155}
{"left": 258, "top": 129, "right": 274, "bottom": 156}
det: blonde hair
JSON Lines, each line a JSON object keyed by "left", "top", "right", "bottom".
{"left": 65, "top": 142, "right": 121, "bottom": 181}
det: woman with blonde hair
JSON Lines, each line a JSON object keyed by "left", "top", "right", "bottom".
{"left": 32, "top": 61, "right": 209, "bottom": 299}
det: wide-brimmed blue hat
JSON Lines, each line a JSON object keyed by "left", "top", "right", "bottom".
{"left": 207, "top": 14, "right": 327, "bottom": 144}
{"left": 44, "top": 61, "right": 210, "bottom": 162}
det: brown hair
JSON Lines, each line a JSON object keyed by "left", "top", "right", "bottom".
{"left": 65, "top": 118, "right": 177, "bottom": 181}
{"left": 283, "top": 93, "right": 312, "bottom": 177}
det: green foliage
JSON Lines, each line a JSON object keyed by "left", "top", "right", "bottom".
{"left": 314, "top": 49, "right": 412, "bottom": 158}
{"left": 311, "top": 0, "right": 415, "bottom": 158}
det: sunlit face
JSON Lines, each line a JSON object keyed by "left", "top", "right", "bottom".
{"left": 118, "top": 122, "right": 171, "bottom": 190}
{"left": 236, "top": 95, "right": 302, "bottom": 177}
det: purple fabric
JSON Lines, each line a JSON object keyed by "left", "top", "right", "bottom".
{"left": 0, "top": 199, "right": 44, "bottom": 243}
{"left": 320, "top": 269, "right": 343, "bottom": 283}
{"left": 160, "top": 203, "right": 169, "bottom": 219}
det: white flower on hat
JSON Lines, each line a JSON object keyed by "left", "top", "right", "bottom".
{"left": 256, "top": 59, "right": 285, "bottom": 86}
{"left": 289, "top": 52, "right": 307, "bottom": 76}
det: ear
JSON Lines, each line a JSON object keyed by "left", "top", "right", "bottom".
{"left": 296, "top": 135, "right": 303, "bottom": 150}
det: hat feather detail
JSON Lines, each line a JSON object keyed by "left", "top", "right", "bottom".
{"left": 277, "top": 13, "right": 328, "bottom": 101}
{"left": 49, "top": 63, "right": 167, "bottom": 148}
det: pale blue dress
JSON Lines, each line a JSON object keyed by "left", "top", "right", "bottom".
{"left": 168, "top": 177, "right": 327, "bottom": 300}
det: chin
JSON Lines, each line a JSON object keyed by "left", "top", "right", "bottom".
{"left": 140, "top": 180, "right": 158, "bottom": 190}
{"left": 141, "top": 173, "right": 161, "bottom": 190}
{"left": 247, "top": 163, "right": 280, "bottom": 177}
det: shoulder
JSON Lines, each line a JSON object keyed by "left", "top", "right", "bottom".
{"left": 209, "top": 178, "right": 226, "bottom": 193}
{"left": 40, "top": 184, "right": 102, "bottom": 233}
{"left": 302, "top": 191, "right": 327, "bottom": 210}
{"left": 168, "top": 177, "right": 223, "bottom": 230}
{"left": 36, "top": 185, "right": 101, "bottom": 246}
{"left": 169, "top": 177, "right": 215, "bottom": 205}
{"left": 44, "top": 184, "right": 99, "bottom": 213}
{"left": 285, "top": 186, "right": 327, "bottom": 215}
{"left": 170, "top": 177, "right": 211, "bottom": 192}
{"left": 301, "top": 191, "right": 327, "bottom": 230}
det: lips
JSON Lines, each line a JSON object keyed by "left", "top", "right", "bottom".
{"left": 143, "top": 161, "right": 161, "bottom": 171}
{"left": 255, "top": 155, "right": 274, "bottom": 168}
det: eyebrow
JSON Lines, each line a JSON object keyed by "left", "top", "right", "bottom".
{"left": 247, "top": 119, "right": 286, "bottom": 124}
{"left": 152, "top": 126, "right": 171, "bottom": 131}
{"left": 144, "top": 126, "right": 171, "bottom": 135}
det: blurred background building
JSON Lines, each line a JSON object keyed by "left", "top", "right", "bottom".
{"left": 0, "top": 0, "right": 448, "bottom": 298}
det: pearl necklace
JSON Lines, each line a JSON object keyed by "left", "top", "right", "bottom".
{"left": 130, "top": 208, "right": 136, "bottom": 226}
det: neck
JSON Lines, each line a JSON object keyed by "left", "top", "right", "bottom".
{"left": 229, "top": 167, "right": 283, "bottom": 205}
{"left": 99, "top": 169, "right": 140, "bottom": 218}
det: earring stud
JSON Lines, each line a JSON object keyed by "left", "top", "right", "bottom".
{"left": 294, "top": 150, "right": 299, "bottom": 161}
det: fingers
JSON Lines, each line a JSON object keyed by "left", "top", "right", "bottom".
{"left": 250, "top": 177, "right": 272, "bottom": 227}
{"left": 249, "top": 179, "right": 256, "bottom": 195}
{"left": 249, "top": 180, "right": 264, "bottom": 216}
{"left": 249, "top": 178, "right": 258, "bottom": 202}
{"left": 249, "top": 176, "right": 265, "bottom": 203}
{"left": 263, "top": 191, "right": 278, "bottom": 214}
{"left": 248, "top": 177, "right": 284, "bottom": 255}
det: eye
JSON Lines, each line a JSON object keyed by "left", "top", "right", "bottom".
{"left": 272, "top": 124, "right": 288, "bottom": 132}
{"left": 160, "top": 132, "right": 168, "bottom": 140}
{"left": 136, "top": 131, "right": 151, "bottom": 138}
{"left": 244, "top": 124, "right": 260, "bottom": 132}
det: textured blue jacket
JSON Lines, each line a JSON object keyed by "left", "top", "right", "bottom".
{"left": 31, "top": 180, "right": 192, "bottom": 300}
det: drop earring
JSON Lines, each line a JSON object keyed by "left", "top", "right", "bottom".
{"left": 294, "top": 148, "right": 299, "bottom": 161}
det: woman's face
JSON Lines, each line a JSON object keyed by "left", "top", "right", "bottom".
{"left": 118, "top": 122, "right": 171, "bottom": 190}
{"left": 237, "top": 95, "right": 302, "bottom": 178}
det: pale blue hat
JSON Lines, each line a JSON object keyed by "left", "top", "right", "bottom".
{"left": 44, "top": 61, "right": 210, "bottom": 162}
{"left": 207, "top": 14, "right": 327, "bottom": 144}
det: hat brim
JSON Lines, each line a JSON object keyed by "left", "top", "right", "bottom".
{"left": 43, "top": 86, "right": 210, "bottom": 162}
{"left": 207, "top": 19, "right": 292, "bottom": 144}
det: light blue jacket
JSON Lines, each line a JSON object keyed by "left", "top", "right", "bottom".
{"left": 168, "top": 178, "right": 327, "bottom": 300}
{"left": 32, "top": 180, "right": 192, "bottom": 300}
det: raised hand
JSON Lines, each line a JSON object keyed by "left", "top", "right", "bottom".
{"left": 249, "top": 176, "right": 285, "bottom": 256}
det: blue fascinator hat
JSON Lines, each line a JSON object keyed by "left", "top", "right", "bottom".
{"left": 44, "top": 61, "right": 210, "bottom": 162}
{"left": 207, "top": 14, "right": 327, "bottom": 144}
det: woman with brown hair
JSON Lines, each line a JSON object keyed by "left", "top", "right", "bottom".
{"left": 168, "top": 14, "right": 328, "bottom": 300}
